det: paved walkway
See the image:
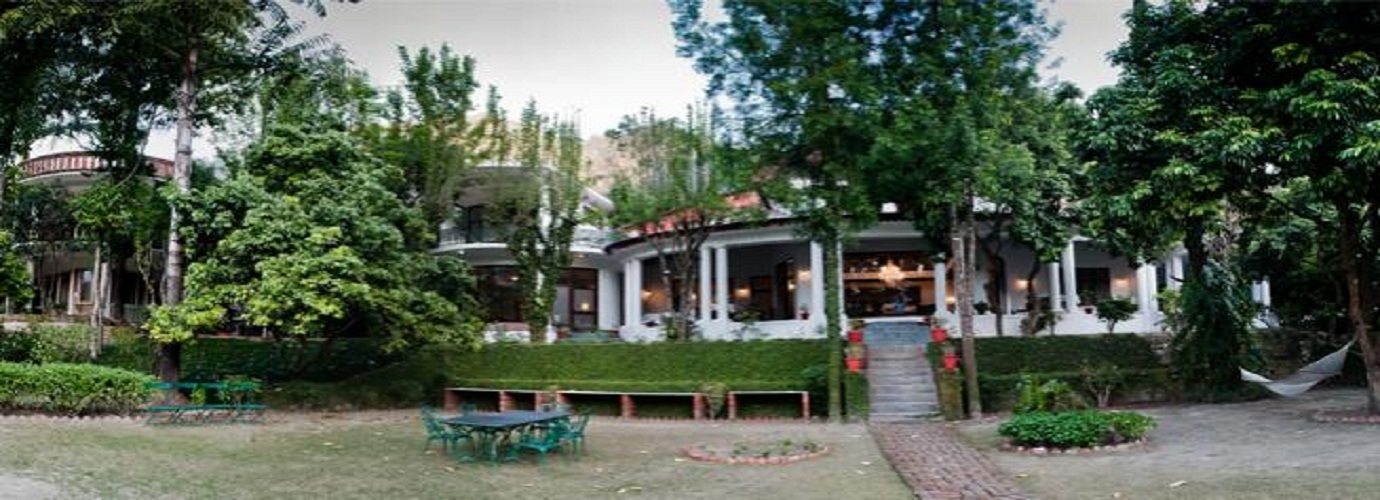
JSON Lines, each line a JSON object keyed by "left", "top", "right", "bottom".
{"left": 871, "top": 422, "right": 1029, "bottom": 500}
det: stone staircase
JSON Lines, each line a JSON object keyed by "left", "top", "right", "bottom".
{"left": 864, "top": 321, "right": 939, "bottom": 421}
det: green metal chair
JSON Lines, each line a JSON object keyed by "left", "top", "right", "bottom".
{"left": 560, "top": 409, "right": 591, "bottom": 458}
{"left": 421, "top": 406, "right": 473, "bottom": 457}
{"left": 511, "top": 419, "right": 570, "bottom": 468}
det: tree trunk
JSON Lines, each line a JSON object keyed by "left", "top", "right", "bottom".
{"left": 954, "top": 198, "right": 982, "bottom": 419}
{"left": 159, "top": 43, "right": 198, "bottom": 383}
{"left": 822, "top": 234, "right": 843, "bottom": 422}
{"left": 1337, "top": 209, "right": 1378, "bottom": 413}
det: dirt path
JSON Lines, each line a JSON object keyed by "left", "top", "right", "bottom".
{"left": 959, "top": 388, "right": 1380, "bottom": 499}
{"left": 0, "top": 474, "right": 65, "bottom": 499}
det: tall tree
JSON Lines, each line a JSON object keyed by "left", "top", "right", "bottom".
{"left": 606, "top": 106, "right": 755, "bottom": 341}
{"left": 862, "top": 0, "right": 1057, "bottom": 415}
{"left": 487, "top": 102, "right": 586, "bottom": 342}
{"left": 372, "top": 44, "right": 508, "bottom": 233}
{"left": 672, "top": 0, "right": 877, "bottom": 421}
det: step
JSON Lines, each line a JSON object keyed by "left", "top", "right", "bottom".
{"left": 871, "top": 392, "right": 935, "bottom": 403}
{"left": 871, "top": 402, "right": 938, "bottom": 415}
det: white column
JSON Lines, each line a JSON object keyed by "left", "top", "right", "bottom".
{"left": 1046, "top": 261, "right": 1062, "bottom": 312}
{"left": 809, "top": 242, "right": 825, "bottom": 322}
{"left": 1136, "top": 264, "right": 1158, "bottom": 313}
{"left": 715, "top": 246, "right": 729, "bottom": 322}
{"left": 1061, "top": 241, "right": 1078, "bottom": 313}
{"left": 1260, "top": 278, "right": 1272, "bottom": 308}
{"left": 933, "top": 260, "right": 948, "bottom": 315}
{"left": 623, "top": 259, "right": 641, "bottom": 329}
{"left": 597, "top": 268, "right": 620, "bottom": 331}
{"left": 699, "top": 246, "right": 712, "bottom": 321}
{"left": 1168, "top": 253, "right": 1184, "bottom": 290}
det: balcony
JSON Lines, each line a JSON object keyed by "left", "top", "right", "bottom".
{"left": 22, "top": 152, "right": 173, "bottom": 180}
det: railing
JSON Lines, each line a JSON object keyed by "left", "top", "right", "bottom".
{"left": 439, "top": 224, "right": 621, "bottom": 249}
{"left": 22, "top": 152, "right": 172, "bottom": 179}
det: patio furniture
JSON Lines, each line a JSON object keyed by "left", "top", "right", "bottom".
{"left": 560, "top": 409, "right": 591, "bottom": 457}
{"left": 442, "top": 409, "right": 569, "bottom": 464}
{"left": 422, "top": 406, "right": 474, "bottom": 457}
{"left": 511, "top": 418, "right": 571, "bottom": 468}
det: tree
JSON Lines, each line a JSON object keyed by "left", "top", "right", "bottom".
{"left": 606, "top": 106, "right": 755, "bottom": 341}
{"left": 672, "top": 0, "right": 877, "bottom": 420}
{"left": 1204, "top": 1, "right": 1380, "bottom": 411}
{"left": 372, "top": 44, "right": 508, "bottom": 232}
{"left": 1095, "top": 297, "right": 1137, "bottom": 335}
{"left": 861, "top": 0, "right": 1058, "bottom": 416}
{"left": 2, "top": 0, "right": 340, "bottom": 381}
{"left": 147, "top": 125, "right": 479, "bottom": 362}
{"left": 1079, "top": 0, "right": 1263, "bottom": 400}
{"left": 487, "top": 102, "right": 586, "bottom": 342}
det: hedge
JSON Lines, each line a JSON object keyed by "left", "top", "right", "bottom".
{"left": 99, "top": 336, "right": 400, "bottom": 382}
{"left": 438, "top": 340, "right": 829, "bottom": 390}
{"left": 266, "top": 340, "right": 830, "bottom": 411}
{"left": 928, "top": 335, "right": 1171, "bottom": 412}
{"left": 0, "top": 324, "right": 99, "bottom": 364}
{"left": 0, "top": 362, "right": 153, "bottom": 416}
{"left": 844, "top": 371, "right": 869, "bottom": 420}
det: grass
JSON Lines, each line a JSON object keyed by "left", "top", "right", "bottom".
{"left": 0, "top": 411, "right": 914, "bottom": 499}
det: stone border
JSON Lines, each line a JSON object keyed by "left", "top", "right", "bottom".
{"left": 999, "top": 438, "right": 1149, "bottom": 455}
{"left": 1312, "top": 409, "right": 1380, "bottom": 424}
{"left": 681, "top": 443, "right": 830, "bottom": 465}
{"left": 0, "top": 414, "right": 142, "bottom": 423}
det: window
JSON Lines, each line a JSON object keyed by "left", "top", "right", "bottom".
{"left": 78, "top": 269, "right": 94, "bottom": 304}
{"left": 1075, "top": 268, "right": 1111, "bottom": 304}
{"left": 473, "top": 266, "right": 599, "bottom": 329}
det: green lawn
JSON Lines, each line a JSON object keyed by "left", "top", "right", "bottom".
{"left": 0, "top": 412, "right": 913, "bottom": 499}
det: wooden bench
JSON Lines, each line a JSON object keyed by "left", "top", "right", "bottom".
{"left": 443, "top": 387, "right": 809, "bottom": 420}
{"left": 144, "top": 381, "right": 267, "bottom": 424}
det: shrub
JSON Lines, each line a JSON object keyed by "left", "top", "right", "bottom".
{"left": 1014, "top": 376, "right": 1087, "bottom": 414}
{"left": 998, "top": 410, "right": 1156, "bottom": 449}
{"left": 0, "top": 362, "right": 154, "bottom": 416}
{"left": 843, "top": 370, "right": 868, "bottom": 419}
{"left": 1095, "top": 297, "right": 1138, "bottom": 334}
{"left": 98, "top": 336, "right": 400, "bottom": 382}
{"left": 0, "top": 324, "right": 98, "bottom": 364}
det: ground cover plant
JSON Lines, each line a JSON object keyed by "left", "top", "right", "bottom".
{"left": 0, "top": 411, "right": 913, "bottom": 499}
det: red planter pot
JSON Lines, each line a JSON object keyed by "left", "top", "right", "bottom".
{"left": 847, "top": 329, "right": 864, "bottom": 343}
{"left": 930, "top": 327, "right": 948, "bottom": 343}
{"left": 845, "top": 357, "right": 865, "bottom": 373}
{"left": 942, "top": 352, "right": 960, "bottom": 371}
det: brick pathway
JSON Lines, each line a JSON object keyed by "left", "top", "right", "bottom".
{"left": 870, "top": 422, "right": 1030, "bottom": 500}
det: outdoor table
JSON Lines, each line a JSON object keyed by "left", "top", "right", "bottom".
{"left": 442, "top": 410, "right": 569, "bottom": 463}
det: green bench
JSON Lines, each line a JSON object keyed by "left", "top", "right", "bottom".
{"left": 144, "top": 381, "right": 267, "bottom": 424}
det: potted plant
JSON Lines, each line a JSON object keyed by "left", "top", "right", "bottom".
{"left": 974, "top": 301, "right": 990, "bottom": 315}
{"left": 847, "top": 319, "right": 865, "bottom": 343}
{"left": 844, "top": 343, "right": 866, "bottom": 372}
{"left": 940, "top": 342, "right": 960, "bottom": 371}
{"left": 929, "top": 316, "right": 948, "bottom": 343}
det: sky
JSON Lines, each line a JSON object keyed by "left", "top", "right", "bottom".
{"left": 32, "top": 0, "right": 1134, "bottom": 159}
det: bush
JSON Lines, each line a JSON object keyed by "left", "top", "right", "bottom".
{"left": 0, "top": 324, "right": 98, "bottom": 364}
{"left": 1014, "top": 376, "right": 1087, "bottom": 414}
{"left": 978, "top": 368, "right": 1170, "bottom": 411}
{"left": 0, "top": 362, "right": 154, "bottom": 416}
{"left": 844, "top": 370, "right": 869, "bottom": 420}
{"left": 98, "top": 336, "right": 400, "bottom": 382}
{"left": 998, "top": 410, "right": 1156, "bottom": 449}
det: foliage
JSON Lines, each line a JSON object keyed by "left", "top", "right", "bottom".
{"left": 0, "top": 325, "right": 97, "bottom": 364}
{"left": 843, "top": 370, "right": 869, "bottom": 420}
{"left": 154, "top": 125, "right": 480, "bottom": 352}
{"left": 0, "top": 362, "right": 153, "bottom": 416}
{"left": 606, "top": 106, "right": 758, "bottom": 340}
{"left": 958, "top": 334, "right": 1163, "bottom": 374}
{"left": 488, "top": 103, "right": 585, "bottom": 340}
{"left": 0, "top": 230, "right": 30, "bottom": 307}
{"left": 1171, "top": 261, "right": 1260, "bottom": 401}
{"left": 672, "top": 0, "right": 881, "bottom": 422}
{"left": 440, "top": 339, "right": 827, "bottom": 391}
{"left": 937, "top": 370, "right": 965, "bottom": 420}
{"left": 99, "top": 335, "right": 403, "bottom": 383}
{"left": 1095, "top": 297, "right": 1138, "bottom": 334}
{"left": 979, "top": 369, "right": 1171, "bottom": 413}
{"left": 1079, "top": 361, "right": 1128, "bottom": 409}
{"left": 700, "top": 381, "right": 729, "bottom": 419}
{"left": 998, "top": 410, "right": 1156, "bottom": 449}
{"left": 1014, "top": 376, "right": 1087, "bottom": 414}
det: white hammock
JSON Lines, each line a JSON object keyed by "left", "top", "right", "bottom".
{"left": 1240, "top": 341, "right": 1354, "bottom": 397}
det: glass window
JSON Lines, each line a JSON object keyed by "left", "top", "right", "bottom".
{"left": 78, "top": 269, "right": 94, "bottom": 304}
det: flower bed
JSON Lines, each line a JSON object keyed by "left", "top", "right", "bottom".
{"left": 682, "top": 439, "right": 829, "bottom": 465}
{"left": 997, "top": 410, "right": 1156, "bottom": 450}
